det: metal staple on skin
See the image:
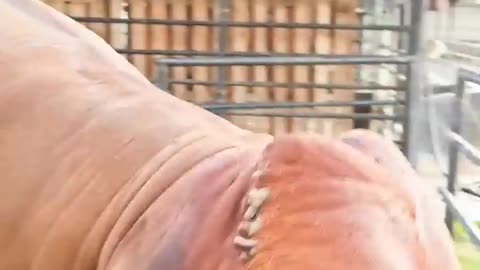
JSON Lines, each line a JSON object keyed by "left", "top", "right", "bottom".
{"left": 243, "top": 188, "right": 270, "bottom": 220}
{"left": 239, "top": 246, "right": 257, "bottom": 262}
{"left": 238, "top": 217, "right": 263, "bottom": 237}
{"left": 234, "top": 165, "right": 271, "bottom": 262}
{"left": 233, "top": 235, "right": 258, "bottom": 249}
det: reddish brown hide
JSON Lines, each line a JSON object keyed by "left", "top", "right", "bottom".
{"left": 0, "top": 1, "right": 268, "bottom": 269}
{"left": 0, "top": 1, "right": 461, "bottom": 270}
{"left": 241, "top": 133, "right": 461, "bottom": 270}
{"left": 339, "top": 129, "right": 461, "bottom": 270}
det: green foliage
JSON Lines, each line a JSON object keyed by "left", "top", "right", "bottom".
{"left": 453, "top": 221, "right": 480, "bottom": 270}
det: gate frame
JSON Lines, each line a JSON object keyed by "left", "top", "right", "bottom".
{"left": 442, "top": 68, "right": 480, "bottom": 247}
{"left": 66, "top": 0, "right": 480, "bottom": 249}
{"left": 151, "top": 0, "right": 427, "bottom": 163}
{"left": 70, "top": 1, "right": 427, "bottom": 162}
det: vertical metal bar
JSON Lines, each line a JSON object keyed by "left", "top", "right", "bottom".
{"left": 445, "top": 76, "right": 466, "bottom": 235}
{"left": 155, "top": 63, "right": 171, "bottom": 92}
{"left": 395, "top": 3, "right": 407, "bottom": 137}
{"left": 403, "top": 0, "right": 426, "bottom": 168}
{"left": 355, "top": 5, "right": 367, "bottom": 85}
{"left": 215, "top": 0, "right": 230, "bottom": 103}
{"left": 398, "top": 3, "right": 407, "bottom": 57}
{"left": 446, "top": 4, "right": 455, "bottom": 41}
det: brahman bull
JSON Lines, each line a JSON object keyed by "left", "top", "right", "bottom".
{"left": 0, "top": 1, "right": 461, "bottom": 270}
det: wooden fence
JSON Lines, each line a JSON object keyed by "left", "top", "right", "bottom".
{"left": 42, "top": 0, "right": 361, "bottom": 136}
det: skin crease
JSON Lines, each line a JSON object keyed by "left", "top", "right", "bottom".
{"left": 0, "top": 1, "right": 461, "bottom": 270}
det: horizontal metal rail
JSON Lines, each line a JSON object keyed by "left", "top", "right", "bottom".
{"left": 166, "top": 79, "right": 405, "bottom": 91}
{"left": 448, "top": 131, "right": 480, "bottom": 166}
{"left": 71, "top": 16, "right": 410, "bottom": 31}
{"left": 444, "top": 67, "right": 480, "bottom": 247}
{"left": 439, "top": 187, "right": 480, "bottom": 248}
{"left": 117, "top": 49, "right": 339, "bottom": 57}
{"left": 117, "top": 48, "right": 406, "bottom": 57}
{"left": 156, "top": 55, "right": 413, "bottom": 67}
{"left": 201, "top": 100, "right": 404, "bottom": 110}
{"left": 215, "top": 111, "right": 403, "bottom": 120}
{"left": 459, "top": 68, "right": 480, "bottom": 85}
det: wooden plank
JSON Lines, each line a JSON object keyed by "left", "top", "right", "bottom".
{"left": 271, "top": 2, "right": 290, "bottom": 135}
{"left": 191, "top": 0, "right": 211, "bottom": 103}
{"left": 313, "top": 0, "right": 333, "bottom": 136}
{"left": 88, "top": 0, "right": 108, "bottom": 41}
{"left": 128, "top": 0, "right": 148, "bottom": 76}
{"left": 46, "top": 0, "right": 66, "bottom": 13}
{"left": 149, "top": 0, "right": 169, "bottom": 85}
{"left": 291, "top": 0, "right": 313, "bottom": 133}
{"left": 108, "top": 0, "right": 125, "bottom": 50}
{"left": 170, "top": 0, "right": 189, "bottom": 100}
{"left": 251, "top": 0, "right": 270, "bottom": 134}
{"left": 331, "top": 8, "right": 356, "bottom": 136}
{"left": 68, "top": 1, "right": 89, "bottom": 28}
{"left": 229, "top": 0, "right": 251, "bottom": 130}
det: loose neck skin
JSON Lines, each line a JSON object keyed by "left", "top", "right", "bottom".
{"left": 102, "top": 143, "right": 265, "bottom": 270}
{"left": 101, "top": 133, "right": 445, "bottom": 270}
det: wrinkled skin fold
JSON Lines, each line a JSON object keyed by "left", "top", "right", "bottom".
{"left": 0, "top": 1, "right": 461, "bottom": 270}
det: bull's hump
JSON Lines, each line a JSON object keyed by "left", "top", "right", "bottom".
{"left": 221, "top": 134, "right": 423, "bottom": 270}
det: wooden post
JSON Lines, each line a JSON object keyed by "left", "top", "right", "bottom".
{"left": 251, "top": 0, "right": 271, "bottom": 134}
{"left": 149, "top": 0, "right": 169, "bottom": 87}
{"left": 89, "top": 0, "right": 108, "bottom": 41}
{"left": 128, "top": 0, "right": 148, "bottom": 76}
{"left": 313, "top": 0, "right": 333, "bottom": 137}
{"left": 291, "top": 0, "right": 313, "bottom": 133}
{"left": 108, "top": 0, "right": 126, "bottom": 51}
{"left": 68, "top": 1, "right": 88, "bottom": 28}
{"left": 331, "top": 3, "right": 356, "bottom": 136}
{"left": 229, "top": 0, "right": 251, "bottom": 129}
{"left": 191, "top": 0, "right": 212, "bottom": 104}
{"left": 170, "top": 0, "right": 189, "bottom": 100}
{"left": 271, "top": 2, "right": 290, "bottom": 135}
{"left": 46, "top": 0, "right": 66, "bottom": 13}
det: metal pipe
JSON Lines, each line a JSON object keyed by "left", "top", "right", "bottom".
{"left": 155, "top": 55, "right": 413, "bottom": 67}
{"left": 201, "top": 100, "right": 404, "bottom": 110}
{"left": 121, "top": 48, "right": 406, "bottom": 57}
{"left": 154, "top": 63, "right": 170, "bottom": 91}
{"left": 129, "top": 48, "right": 407, "bottom": 57}
{"left": 166, "top": 79, "right": 405, "bottom": 90}
{"left": 445, "top": 73, "right": 466, "bottom": 234}
{"left": 70, "top": 16, "right": 411, "bottom": 31}
{"left": 397, "top": 3, "right": 408, "bottom": 77}
{"left": 128, "top": 47, "right": 408, "bottom": 58}
{"left": 215, "top": 111, "right": 403, "bottom": 120}
{"left": 403, "top": 0, "right": 426, "bottom": 168}
{"left": 215, "top": 0, "right": 229, "bottom": 103}
{"left": 439, "top": 187, "right": 480, "bottom": 247}
{"left": 448, "top": 131, "right": 480, "bottom": 166}
{"left": 459, "top": 68, "right": 480, "bottom": 85}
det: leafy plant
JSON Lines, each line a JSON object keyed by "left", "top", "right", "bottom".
{"left": 452, "top": 221, "right": 480, "bottom": 270}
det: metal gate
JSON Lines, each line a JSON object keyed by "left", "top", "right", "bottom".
{"left": 437, "top": 68, "right": 480, "bottom": 247}
{"left": 150, "top": 0, "right": 425, "bottom": 167}
{"left": 69, "top": 0, "right": 480, "bottom": 248}
{"left": 69, "top": 0, "right": 424, "bottom": 163}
